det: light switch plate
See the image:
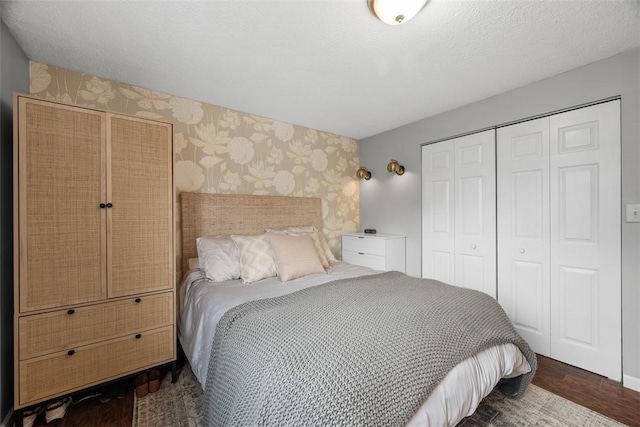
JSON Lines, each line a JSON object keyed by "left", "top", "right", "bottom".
{"left": 626, "top": 204, "right": 640, "bottom": 223}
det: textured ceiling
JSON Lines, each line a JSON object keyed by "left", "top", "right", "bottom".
{"left": 2, "top": 0, "right": 639, "bottom": 139}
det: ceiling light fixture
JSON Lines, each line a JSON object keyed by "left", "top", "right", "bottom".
{"left": 367, "top": 0, "right": 428, "bottom": 25}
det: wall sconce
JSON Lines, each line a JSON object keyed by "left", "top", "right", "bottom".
{"left": 356, "top": 166, "right": 372, "bottom": 180}
{"left": 387, "top": 159, "right": 405, "bottom": 176}
{"left": 367, "top": 0, "right": 428, "bottom": 25}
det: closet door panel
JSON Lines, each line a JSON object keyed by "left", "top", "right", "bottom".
{"left": 454, "top": 130, "right": 496, "bottom": 297}
{"left": 497, "top": 118, "right": 550, "bottom": 355}
{"left": 549, "top": 100, "right": 621, "bottom": 380}
{"left": 422, "top": 142, "right": 455, "bottom": 283}
{"left": 557, "top": 266, "right": 598, "bottom": 345}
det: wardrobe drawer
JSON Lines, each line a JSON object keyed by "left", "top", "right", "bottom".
{"left": 19, "top": 292, "right": 174, "bottom": 359}
{"left": 342, "top": 236, "right": 385, "bottom": 256}
{"left": 342, "top": 251, "right": 386, "bottom": 270}
{"left": 19, "top": 326, "right": 174, "bottom": 407}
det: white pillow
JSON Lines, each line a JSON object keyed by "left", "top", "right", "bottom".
{"left": 286, "top": 225, "right": 337, "bottom": 264}
{"left": 196, "top": 237, "right": 241, "bottom": 282}
{"left": 267, "top": 233, "right": 326, "bottom": 282}
{"left": 231, "top": 234, "right": 278, "bottom": 284}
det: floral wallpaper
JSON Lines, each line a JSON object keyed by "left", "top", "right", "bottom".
{"left": 29, "top": 61, "right": 360, "bottom": 259}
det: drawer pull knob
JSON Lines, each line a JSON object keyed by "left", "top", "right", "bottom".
{"left": 358, "top": 237, "right": 365, "bottom": 239}
{"left": 106, "top": 203, "right": 113, "bottom": 208}
{"left": 135, "top": 334, "right": 142, "bottom": 339}
{"left": 135, "top": 298, "right": 141, "bottom": 303}
{"left": 67, "top": 350, "right": 75, "bottom": 356}
{"left": 358, "top": 252, "right": 365, "bottom": 255}
{"left": 99, "top": 203, "right": 106, "bottom": 209}
{"left": 67, "top": 309, "right": 75, "bottom": 315}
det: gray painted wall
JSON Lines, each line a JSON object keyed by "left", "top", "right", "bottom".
{"left": 0, "top": 13, "right": 29, "bottom": 422}
{"left": 360, "top": 49, "right": 640, "bottom": 380}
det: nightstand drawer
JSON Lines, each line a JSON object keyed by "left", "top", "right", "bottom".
{"left": 342, "top": 251, "right": 386, "bottom": 270}
{"left": 342, "top": 235, "right": 386, "bottom": 256}
{"left": 19, "top": 326, "right": 174, "bottom": 406}
{"left": 19, "top": 292, "right": 174, "bottom": 360}
{"left": 342, "top": 233, "right": 406, "bottom": 273}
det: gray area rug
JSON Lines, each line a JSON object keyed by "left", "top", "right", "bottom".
{"left": 133, "top": 364, "right": 623, "bottom": 427}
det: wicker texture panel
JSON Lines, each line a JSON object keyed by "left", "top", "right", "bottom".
{"left": 19, "top": 292, "right": 174, "bottom": 360}
{"left": 108, "top": 115, "right": 173, "bottom": 297}
{"left": 19, "top": 326, "right": 174, "bottom": 406}
{"left": 180, "top": 193, "right": 322, "bottom": 276}
{"left": 20, "top": 99, "right": 106, "bottom": 312}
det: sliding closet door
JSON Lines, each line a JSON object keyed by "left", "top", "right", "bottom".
{"left": 549, "top": 100, "right": 621, "bottom": 380}
{"left": 453, "top": 131, "right": 496, "bottom": 297}
{"left": 422, "top": 130, "right": 496, "bottom": 297}
{"left": 422, "top": 141, "right": 455, "bottom": 283}
{"left": 498, "top": 100, "right": 621, "bottom": 380}
{"left": 497, "top": 118, "right": 551, "bottom": 356}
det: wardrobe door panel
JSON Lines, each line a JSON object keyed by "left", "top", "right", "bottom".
{"left": 497, "top": 117, "right": 550, "bottom": 355}
{"left": 550, "top": 100, "right": 621, "bottom": 380}
{"left": 18, "top": 99, "right": 107, "bottom": 312}
{"left": 107, "top": 115, "right": 174, "bottom": 298}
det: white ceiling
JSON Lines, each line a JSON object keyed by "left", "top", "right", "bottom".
{"left": 2, "top": 0, "right": 639, "bottom": 140}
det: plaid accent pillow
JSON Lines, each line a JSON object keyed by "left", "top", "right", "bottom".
{"left": 231, "top": 234, "right": 278, "bottom": 284}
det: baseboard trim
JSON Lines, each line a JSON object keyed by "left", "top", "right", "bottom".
{"left": 623, "top": 374, "right": 640, "bottom": 392}
{"left": 0, "top": 407, "right": 13, "bottom": 427}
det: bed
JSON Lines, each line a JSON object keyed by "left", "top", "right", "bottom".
{"left": 177, "top": 192, "right": 536, "bottom": 427}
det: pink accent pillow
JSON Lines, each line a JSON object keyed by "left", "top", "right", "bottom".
{"left": 267, "top": 233, "right": 326, "bottom": 282}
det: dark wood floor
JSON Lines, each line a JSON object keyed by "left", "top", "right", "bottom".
{"left": 30, "top": 379, "right": 134, "bottom": 427}
{"left": 531, "top": 355, "right": 640, "bottom": 426}
{"left": 28, "top": 355, "right": 640, "bottom": 426}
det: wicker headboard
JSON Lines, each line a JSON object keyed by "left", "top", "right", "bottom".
{"left": 180, "top": 193, "right": 323, "bottom": 276}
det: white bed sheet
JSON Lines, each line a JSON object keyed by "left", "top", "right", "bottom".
{"left": 178, "top": 262, "right": 531, "bottom": 426}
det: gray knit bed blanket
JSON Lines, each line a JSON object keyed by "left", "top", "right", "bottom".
{"left": 203, "top": 271, "right": 537, "bottom": 426}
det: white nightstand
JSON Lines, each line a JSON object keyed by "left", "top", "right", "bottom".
{"left": 342, "top": 233, "right": 406, "bottom": 273}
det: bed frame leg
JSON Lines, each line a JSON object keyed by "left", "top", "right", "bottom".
{"left": 497, "top": 376, "right": 522, "bottom": 397}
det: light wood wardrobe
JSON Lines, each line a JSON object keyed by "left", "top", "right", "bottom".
{"left": 13, "top": 95, "right": 176, "bottom": 409}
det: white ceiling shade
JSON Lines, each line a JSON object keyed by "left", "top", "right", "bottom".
{"left": 368, "top": 0, "right": 428, "bottom": 25}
